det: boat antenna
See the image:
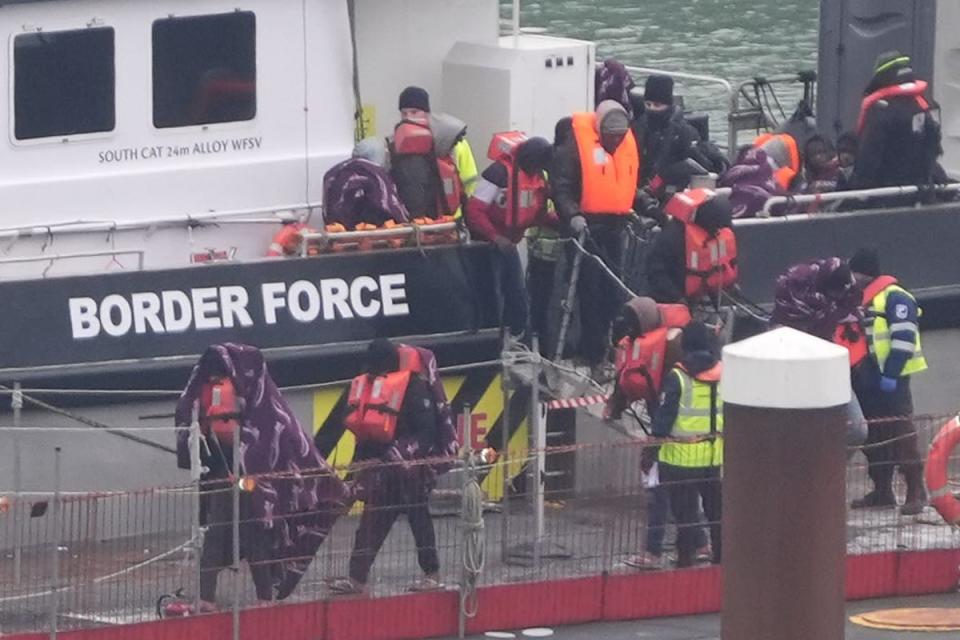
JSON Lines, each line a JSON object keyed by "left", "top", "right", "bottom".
{"left": 347, "top": 0, "right": 366, "bottom": 140}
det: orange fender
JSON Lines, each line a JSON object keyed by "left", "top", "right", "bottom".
{"left": 925, "top": 416, "right": 960, "bottom": 526}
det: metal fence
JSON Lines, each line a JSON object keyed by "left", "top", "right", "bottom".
{"left": 2, "top": 412, "right": 959, "bottom": 638}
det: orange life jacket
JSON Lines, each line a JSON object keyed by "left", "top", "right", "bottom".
{"left": 199, "top": 377, "right": 241, "bottom": 445}
{"left": 268, "top": 223, "right": 317, "bottom": 257}
{"left": 487, "top": 131, "right": 549, "bottom": 233}
{"left": 753, "top": 133, "right": 800, "bottom": 191}
{"left": 857, "top": 81, "right": 930, "bottom": 135}
{"left": 833, "top": 321, "right": 869, "bottom": 368}
{"left": 571, "top": 112, "right": 640, "bottom": 215}
{"left": 344, "top": 370, "right": 412, "bottom": 444}
{"left": 685, "top": 225, "right": 738, "bottom": 298}
{"left": 615, "top": 304, "right": 691, "bottom": 404}
{"left": 393, "top": 117, "right": 463, "bottom": 216}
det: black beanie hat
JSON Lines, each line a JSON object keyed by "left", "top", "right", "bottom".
{"left": 365, "top": 338, "right": 399, "bottom": 375}
{"left": 644, "top": 74, "right": 674, "bottom": 105}
{"left": 398, "top": 86, "right": 431, "bottom": 112}
{"left": 849, "top": 247, "right": 881, "bottom": 278}
{"left": 682, "top": 321, "right": 715, "bottom": 354}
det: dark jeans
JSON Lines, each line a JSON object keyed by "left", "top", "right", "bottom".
{"left": 579, "top": 219, "right": 628, "bottom": 365}
{"left": 199, "top": 488, "right": 275, "bottom": 602}
{"left": 645, "top": 484, "right": 708, "bottom": 556}
{"left": 527, "top": 255, "right": 556, "bottom": 351}
{"left": 659, "top": 463, "right": 722, "bottom": 568}
{"left": 492, "top": 245, "right": 529, "bottom": 336}
{"left": 348, "top": 477, "right": 440, "bottom": 584}
{"left": 853, "top": 376, "right": 923, "bottom": 498}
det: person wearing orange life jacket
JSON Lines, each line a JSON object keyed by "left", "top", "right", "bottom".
{"left": 185, "top": 361, "right": 274, "bottom": 610}
{"left": 753, "top": 132, "right": 801, "bottom": 192}
{"left": 848, "top": 248, "right": 928, "bottom": 516}
{"left": 850, "top": 52, "right": 942, "bottom": 195}
{"left": 551, "top": 100, "right": 642, "bottom": 366}
{"left": 645, "top": 189, "right": 737, "bottom": 304}
{"left": 389, "top": 86, "right": 478, "bottom": 220}
{"left": 330, "top": 339, "right": 444, "bottom": 595}
{"left": 465, "top": 133, "right": 556, "bottom": 341}
{"left": 606, "top": 297, "right": 691, "bottom": 420}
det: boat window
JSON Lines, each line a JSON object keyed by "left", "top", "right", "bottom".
{"left": 152, "top": 12, "right": 257, "bottom": 129}
{"left": 14, "top": 28, "right": 116, "bottom": 141}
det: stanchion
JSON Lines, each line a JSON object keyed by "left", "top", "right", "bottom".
{"left": 505, "top": 336, "right": 571, "bottom": 567}
{"left": 189, "top": 420, "right": 203, "bottom": 616}
{"left": 721, "top": 327, "right": 849, "bottom": 640}
{"left": 49, "top": 447, "right": 62, "bottom": 640}
{"left": 12, "top": 382, "right": 23, "bottom": 586}
{"left": 500, "top": 346, "right": 511, "bottom": 563}
{"left": 231, "top": 423, "right": 241, "bottom": 640}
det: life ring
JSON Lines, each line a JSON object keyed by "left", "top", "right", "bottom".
{"left": 924, "top": 416, "right": 960, "bottom": 526}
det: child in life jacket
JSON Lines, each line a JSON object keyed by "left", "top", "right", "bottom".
{"left": 606, "top": 297, "right": 691, "bottom": 421}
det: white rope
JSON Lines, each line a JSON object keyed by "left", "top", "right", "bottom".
{"left": 459, "top": 470, "right": 485, "bottom": 621}
{"left": 0, "top": 534, "right": 199, "bottom": 603}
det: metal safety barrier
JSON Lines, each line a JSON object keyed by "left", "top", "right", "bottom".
{"left": 2, "top": 412, "right": 959, "bottom": 638}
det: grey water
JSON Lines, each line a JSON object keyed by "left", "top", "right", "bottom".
{"left": 503, "top": 0, "right": 820, "bottom": 136}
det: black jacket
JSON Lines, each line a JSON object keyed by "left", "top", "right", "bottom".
{"left": 645, "top": 219, "right": 686, "bottom": 303}
{"left": 635, "top": 108, "right": 729, "bottom": 191}
{"left": 850, "top": 85, "right": 941, "bottom": 190}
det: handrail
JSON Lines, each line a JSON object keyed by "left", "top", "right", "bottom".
{"left": 759, "top": 184, "right": 960, "bottom": 218}
{"left": 0, "top": 249, "right": 145, "bottom": 277}
{"left": 298, "top": 221, "right": 460, "bottom": 256}
{"left": 0, "top": 203, "right": 318, "bottom": 241}
{"left": 625, "top": 65, "right": 737, "bottom": 154}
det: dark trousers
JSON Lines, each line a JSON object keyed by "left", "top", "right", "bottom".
{"left": 579, "top": 220, "right": 627, "bottom": 365}
{"left": 199, "top": 488, "right": 275, "bottom": 602}
{"left": 645, "top": 484, "right": 708, "bottom": 556}
{"left": 659, "top": 463, "right": 722, "bottom": 568}
{"left": 527, "top": 255, "right": 556, "bottom": 352}
{"left": 348, "top": 480, "right": 440, "bottom": 584}
{"left": 492, "top": 245, "right": 529, "bottom": 336}
{"left": 853, "top": 376, "right": 923, "bottom": 498}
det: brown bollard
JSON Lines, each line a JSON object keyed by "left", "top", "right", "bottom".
{"left": 720, "top": 327, "right": 850, "bottom": 640}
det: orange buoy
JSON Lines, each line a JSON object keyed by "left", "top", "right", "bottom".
{"left": 924, "top": 415, "right": 960, "bottom": 526}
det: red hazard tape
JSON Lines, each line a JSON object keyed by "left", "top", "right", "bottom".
{"left": 543, "top": 394, "right": 609, "bottom": 410}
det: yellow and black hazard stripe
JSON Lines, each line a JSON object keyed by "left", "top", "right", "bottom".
{"left": 312, "top": 366, "right": 545, "bottom": 501}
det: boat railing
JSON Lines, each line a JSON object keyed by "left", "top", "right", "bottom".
{"left": 758, "top": 183, "right": 960, "bottom": 218}
{"left": 0, "top": 249, "right": 146, "bottom": 277}
{"left": 626, "top": 65, "right": 737, "bottom": 154}
{"left": 297, "top": 221, "right": 463, "bottom": 257}
{"left": 0, "top": 203, "right": 315, "bottom": 242}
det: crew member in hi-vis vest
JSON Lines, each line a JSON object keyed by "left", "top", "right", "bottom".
{"left": 848, "top": 248, "right": 928, "bottom": 516}
{"left": 650, "top": 322, "right": 723, "bottom": 568}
